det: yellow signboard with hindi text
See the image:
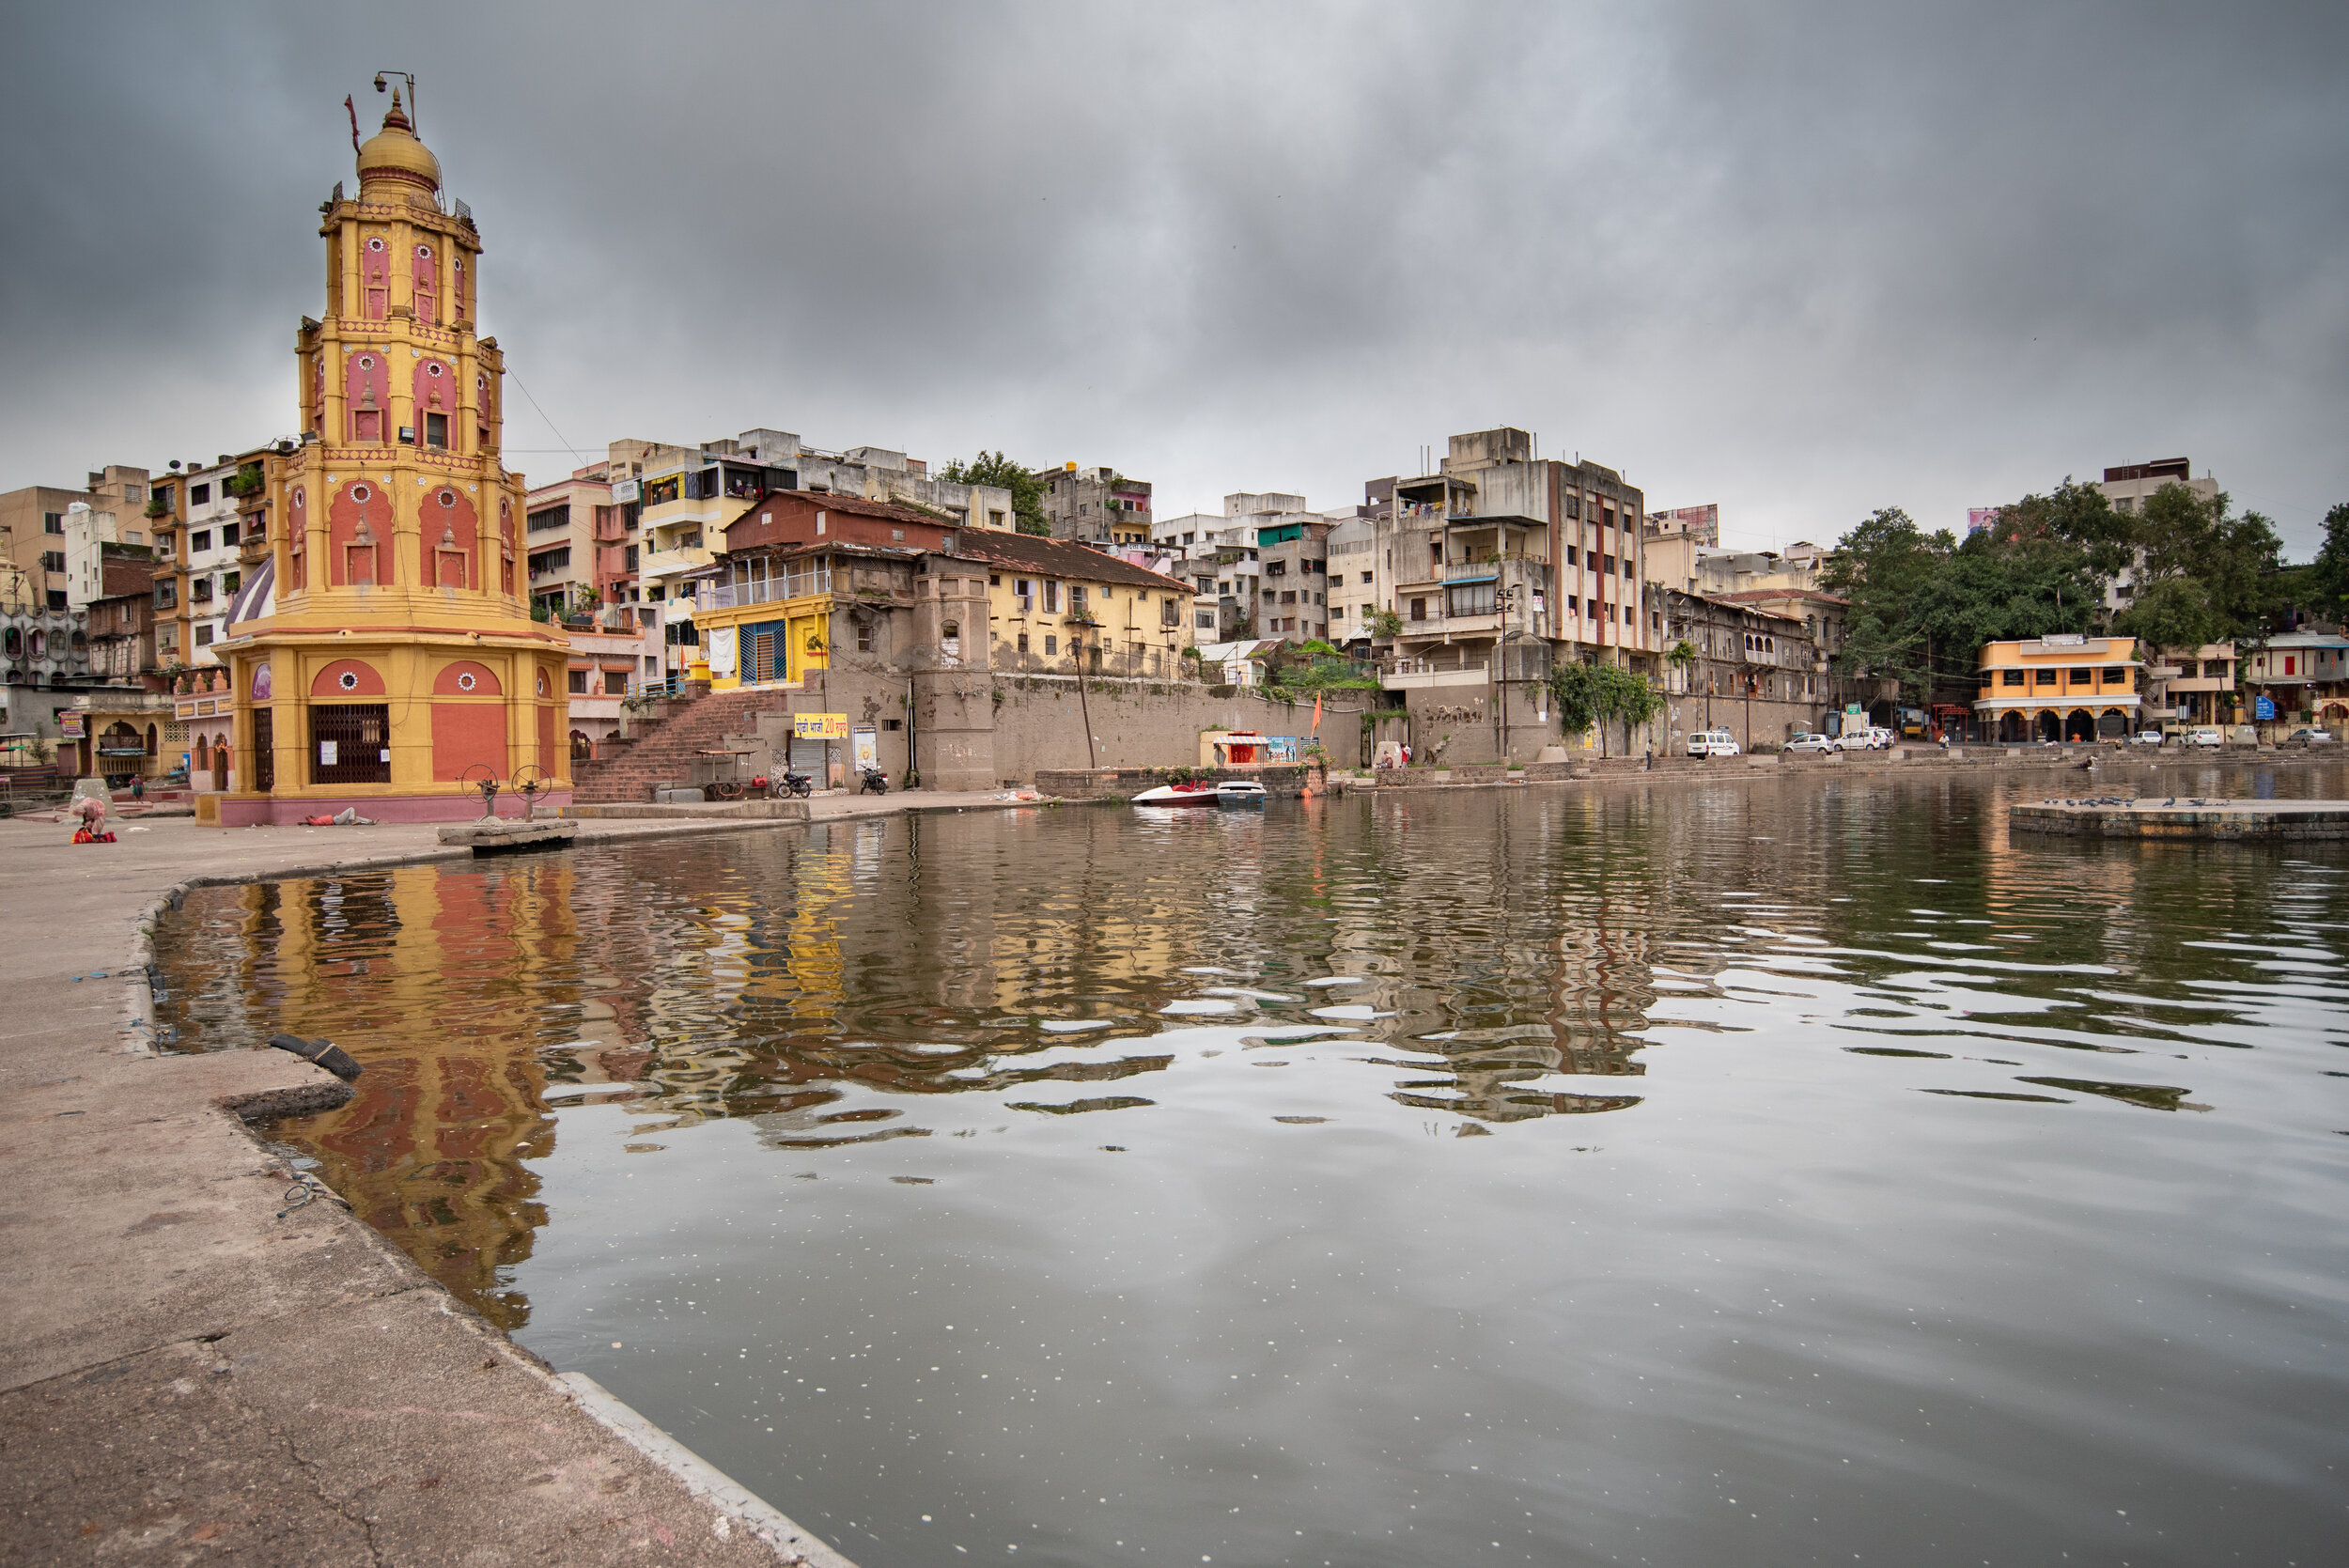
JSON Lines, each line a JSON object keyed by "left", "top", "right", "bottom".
{"left": 792, "top": 712, "right": 849, "bottom": 740}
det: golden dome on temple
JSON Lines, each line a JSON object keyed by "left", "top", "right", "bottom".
{"left": 356, "top": 92, "right": 440, "bottom": 194}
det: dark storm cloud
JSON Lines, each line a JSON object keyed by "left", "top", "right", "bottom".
{"left": 4, "top": 1, "right": 2343, "bottom": 549}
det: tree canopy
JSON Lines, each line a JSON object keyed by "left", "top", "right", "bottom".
{"left": 2108, "top": 484, "right": 2282, "bottom": 653}
{"left": 1546, "top": 660, "right": 1663, "bottom": 756}
{"left": 1824, "top": 480, "right": 2296, "bottom": 695}
{"left": 937, "top": 450, "right": 1050, "bottom": 536}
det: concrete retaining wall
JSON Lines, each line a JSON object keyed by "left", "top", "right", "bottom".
{"left": 991, "top": 676, "right": 1347, "bottom": 781}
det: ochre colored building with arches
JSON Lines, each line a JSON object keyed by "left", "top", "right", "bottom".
{"left": 215, "top": 92, "right": 569, "bottom": 824}
{"left": 1972, "top": 633, "right": 2144, "bottom": 742}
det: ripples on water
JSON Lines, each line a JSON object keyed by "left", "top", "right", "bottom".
{"left": 157, "top": 768, "right": 2349, "bottom": 1566}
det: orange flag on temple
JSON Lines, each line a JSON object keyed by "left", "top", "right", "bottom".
{"left": 1312, "top": 694, "right": 1323, "bottom": 733}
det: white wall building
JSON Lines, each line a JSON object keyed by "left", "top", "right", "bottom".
{"left": 61, "top": 503, "right": 130, "bottom": 612}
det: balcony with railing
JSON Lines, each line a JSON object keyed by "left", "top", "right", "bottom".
{"left": 694, "top": 567, "right": 832, "bottom": 610}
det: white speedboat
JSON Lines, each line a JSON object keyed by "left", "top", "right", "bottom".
{"left": 1214, "top": 779, "right": 1268, "bottom": 804}
{"left": 1131, "top": 779, "right": 1222, "bottom": 805}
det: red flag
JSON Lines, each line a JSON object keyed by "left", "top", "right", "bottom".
{"left": 1312, "top": 694, "right": 1323, "bottom": 733}
{"left": 346, "top": 96, "right": 361, "bottom": 152}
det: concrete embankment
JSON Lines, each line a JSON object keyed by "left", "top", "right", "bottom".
{"left": 0, "top": 806, "right": 1040, "bottom": 1565}
{"left": 2011, "top": 798, "right": 2349, "bottom": 839}
{"left": 1327, "top": 743, "right": 2345, "bottom": 792}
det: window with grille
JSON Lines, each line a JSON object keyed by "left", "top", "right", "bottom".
{"left": 1448, "top": 582, "right": 1496, "bottom": 617}
{"left": 310, "top": 704, "right": 389, "bottom": 784}
{"left": 251, "top": 707, "right": 274, "bottom": 792}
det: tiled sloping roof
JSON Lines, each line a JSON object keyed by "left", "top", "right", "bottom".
{"left": 781, "top": 492, "right": 957, "bottom": 528}
{"left": 1709, "top": 587, "right": 1849, "bottom": 608}
{"left": 949, "top": 530, "right": 1194, "bottom": 595}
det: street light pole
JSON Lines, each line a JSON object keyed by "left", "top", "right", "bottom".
{"left": 1073, "top": 630, "right": 1098, "bottom": 773}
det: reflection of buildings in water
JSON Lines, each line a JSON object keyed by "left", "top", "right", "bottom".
{"left": 1976, "top": 781, "right": 2140, "bottom": 929}
{"left": 979, "top": 808, "right": 1225, "bottom": 1016}
{"left": 535, "top": 817, "right": 1224, "bottom": 1146}
{"left": 223, "top": 865, "right": 566, "bottom": 1329}
{"left": 1341, "top": 792, "right": 1662, "bottom": 1123}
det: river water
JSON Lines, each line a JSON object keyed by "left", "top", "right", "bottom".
{"left": 155, "top": 768, "right": 2349, "bottom": 1567}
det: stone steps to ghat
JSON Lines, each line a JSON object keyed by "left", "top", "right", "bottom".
{"left": 574, "top": 687, "right": 797, "bottom": 802}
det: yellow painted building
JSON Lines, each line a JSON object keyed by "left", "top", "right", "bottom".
{"left": 216, "top": 91, "right": 571, "bottom": 824}
{"left": 691, "top": 568, "right": 834, "bottom": 692}
{"left": 958, "top": 530, "right": 1198, "bottom": 677}
{"left": 1973, "top": 633, "right": 2143, "bottom": 742}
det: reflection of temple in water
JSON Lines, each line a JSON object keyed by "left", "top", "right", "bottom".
{"left": 163, "top": 865, "right": 568, "bottom": 1328}
{"left": 152, "top": 794, "right": 1763, "bottom": 1321}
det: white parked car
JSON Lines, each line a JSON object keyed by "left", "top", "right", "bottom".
{"left": 1687, "top": 729, "right": 1740, "bottom": 757}
{"left": 2188, "top": 727, "right": 2224, "bottom": 748}
{"left": 1784, "top": 733, "right": 1836, "bottom": 754}
{"left": 1834, "top": 729, "right": 1874, "bottom": 752}
{"left": 2287, "top": 727, "right": 2336, "bottom": 746}
{"left": 1866, "top": 726, "right": 1895, "bottom": 750}
{"left": 2129, "top": 730, "right": 2163, "bottom": 746}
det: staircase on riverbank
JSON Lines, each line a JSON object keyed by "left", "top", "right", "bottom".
{"left": 572, "top": 686, "right": 793, "bottom": 803}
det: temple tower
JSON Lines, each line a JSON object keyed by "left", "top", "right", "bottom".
{"left": 219, "top": 89, "right": 571, "bottom": 823}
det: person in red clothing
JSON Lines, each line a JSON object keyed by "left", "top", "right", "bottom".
{"left": 71, "top": 794, "right": 115, "bottom": 844}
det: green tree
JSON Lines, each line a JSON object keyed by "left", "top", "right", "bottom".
{"left": 2306, "top": 503, "right": 2349, "bottom": 618}
{"left": 2113, "top": 574, "right": 2225, "bottom": 653}
{"left": 938, "top": 450, "right": 1049, "bottom": 536}
{"left": 1913, "top": 526, "right": 2101, "bottom": 659}
{"left": 1545, "top": 661, "right": 1600, "bottom": 744}
{"left": 1993, "top": 478, "right": 2135, "bottom": 582}
{"left": 1821, "top": 507, "right": 1952, "bottom": 704}
{"left": 2133, "top": 483, "right": 2282, "bottom": 643}
{"left": 1544, "top": 660, "right": 1662, "bottom": 756}
{"left": 1595, "top": 662, "right": 1665, "bottom": 754}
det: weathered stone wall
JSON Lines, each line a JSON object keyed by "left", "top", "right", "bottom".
{"left": 1660, "top": 692, "right": 1825, "bottom": 753}
{"left": 988, "top": 675, "right": 1365, "bottom": 785}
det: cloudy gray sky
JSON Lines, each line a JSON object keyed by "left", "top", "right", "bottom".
{"left": 6, "top": 1, "right": 2344, "bottom": 553}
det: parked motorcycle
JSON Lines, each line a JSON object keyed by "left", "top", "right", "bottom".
{"left": 859, "top": 767, "right": 889, "bottom": 796}
{"left": 757, "top": 771, "right": 814, "bottom": 800}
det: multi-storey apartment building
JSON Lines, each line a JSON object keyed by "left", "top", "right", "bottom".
{"left": 1, "top": 466, "right": 150, "bottom": 613}
{"left": 523, "top": 463, "right": 621, "bottom": 617}
{"left": 1153, "top": 510, "right": 1252, "bottom": 639}
{"left": 1037, "top": 464, "right": 1152, "bottom": 545}
{"left": 84, "top": 552, "right": 159, "bottom": 684}
{"left": 1657, "top": 587, "right": 1828, "bottom": 750}
{"left": 1367, "top": 427, "right": 1653, "bottom": 678}
{"left": 1152, "top": 493, "right": 1338, "bottom": 644}
{"left": 1254, "top": 518, "right": 1330, "bottom": 644}
{"left": 2094, "top": 458, "right": 2223, "bottom": 613}
{"left": 610, "top": 428, "right": 1017, "bottom": 682}
{"left": 147, "top": 451, "right": 272, "bottom": 669}
{"left": 60, "top": 502, "right": 136, "bottom": 612}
